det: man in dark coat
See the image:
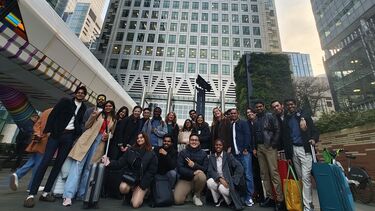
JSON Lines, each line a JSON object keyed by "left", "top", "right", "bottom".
{"left": 23, "top": 86, "right": 87, "bottom": 208}
{"left": 207, "top": 139, "right": 245, "bottom": 210}
{"left": 81, "top": 94, "right": 106, "bottom": 131}
{"left": 154, "top": 134, "right": 177, "bottom": 187}
{"left": 282, "top": 99, "right": 319, "bottom": 211}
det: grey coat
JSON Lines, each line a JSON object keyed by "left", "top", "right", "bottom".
{"left": 208, "top": 152, "right": 245, "bottom": 210}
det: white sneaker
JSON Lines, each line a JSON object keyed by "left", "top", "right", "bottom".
{"left": 193, "top": 195, "right": 203, "bottom": 206}
{"left": 245, "top": 198, "right": 254, "bottom": 207}
{"left": 38, "top": 186, "right": 44, "bottom": 192}
{"left": 9, "top": 173, "right": 18, "bottom": 191}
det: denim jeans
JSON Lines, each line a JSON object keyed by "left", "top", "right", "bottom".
{"left": 234, "top": 153, "right": 254, "bottom": 201}
{"left": 63, "top": 134, "right": 102, "bottom": 199}
{"left": 29, "top": 132, "right": 75, "bottom": 195}
{"left": 15, "top": 153, "right": 43, "bottom": 190}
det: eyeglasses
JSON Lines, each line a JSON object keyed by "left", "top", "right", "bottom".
{"left": 97, "top": 97, "right": 106, "bottom": 101}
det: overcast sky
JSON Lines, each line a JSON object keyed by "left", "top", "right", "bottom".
{"left": 275, "top": 0, "right": 325, "bottom": 76}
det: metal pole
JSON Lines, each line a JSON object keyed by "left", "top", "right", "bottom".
{"left": 140, "top": 86, "right": 147, "bottom": 108}
{"left": 166, "top": 87, "right": 173, "bottom": 112}
{"left": 193, "top": 87, "right": 197, "bottom": 110}
{"left": 220, "top": 90, "right": 225, "bottom": 111}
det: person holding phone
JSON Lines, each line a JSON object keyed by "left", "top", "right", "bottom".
{"left": 174, "top": 134, "right": 208, "bottom": 206}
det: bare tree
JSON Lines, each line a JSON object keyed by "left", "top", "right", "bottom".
{"left": 293, "top": 76, "right": 330, "bottom": 116}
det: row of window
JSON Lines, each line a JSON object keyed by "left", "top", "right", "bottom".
{"left": 121, "top": 10, "right": 260, "bottom": 23}
{"left": 113, "top": 34, "right": 262, "bottom": 49}
{"left": 123, "top": 0, "right": 258, "bottom": 12}
{"left": 109, "top": 59, "right": 232, "bottom": 75}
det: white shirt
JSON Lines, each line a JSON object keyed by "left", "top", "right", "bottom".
{"left": 215, "top": 152, "right": 224, "bottom": 178}
{"left": 232, "top": 122, "right": 240, "bottom": 155}
{"left": 65, "top": 100, "right": 82, "bottom": 130}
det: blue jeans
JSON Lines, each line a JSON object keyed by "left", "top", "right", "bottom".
{"left": 29, "top": 132, "right": 75, "bottom": 195}
{"left": 15, "top": 153, "right": 43, "bottom": 190}
{"left": 235, "top": 153, "right": 254, "bottom": 200}
{"left": 63, "top": 134, "right": 102, "bottom": 199}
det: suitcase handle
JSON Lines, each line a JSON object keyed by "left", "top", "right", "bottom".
{"left": 104, "top": 132, "right": 112, "bottom": 157}
{"left": 310, "top": 144, "right": 317, "bottom": 163}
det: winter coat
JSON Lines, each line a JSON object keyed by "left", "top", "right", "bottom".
{"left": 177, "top": 145, "right": 208, "bottom": 181}
{"left": 253, "top": 112, "right": 280, "bottom": 149}
{"left": 211, "top": 117, "right": 232, "bottom": 151}
{"left": 192, "top": 123, "right": 211, "bottom": 151}
{"left": 68, "top": 113, "right": 115, "bottom": 163}
{"left": 25, "top": 108, "right": 52, "bottom": 154}
{"left": 208, "top": 152, "right": 245, "bottom": 210}
{"left": 108, "top": 147, "right": 158, "bottom": 190}
{"left": 154, "top": 146, "right": 177, "bottom": 175}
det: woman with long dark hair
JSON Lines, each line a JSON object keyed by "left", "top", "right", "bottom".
{"left": 103, "top": 132, "right": 158, "bottom": 208}
{"left": 178, "top": 119, "right": 193, "bottom": 152}
{"left": 165, "top": 111, "right": 179, "bottom": 150}
{"left": 192, "top": 114, "right": 211, "bottom": 153}
{"left": 62, "top": 100, "right": 116, "bottom": 206}
{"left": 116, "top": 106, "right": 129, "bottom": 120}
{"left": 211, "top": 107, "right": 232, "bottom": 151}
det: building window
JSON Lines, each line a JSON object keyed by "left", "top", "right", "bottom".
{"left": 254, "top": 39, "right": 262, "bottom": 48}
{"left": 232, "top": 14, "right": 239, "bottom": 22}
{"left": 233, "top": 50, "right": 241, "bottom": 60}
{"left": 222, "top": 3, "right": 228, "bottom": 11}
{"left": 116, "top": 32, "right": 124, "bottom": 41}
{"left": 122, "top": 10, "right": 129, "bottom": 17}
{"left": 191, "top": 24, "right": 198, "bottom": 32}
{"left": 182, "top": 1, "right": 189, "bottom": 9}
{"left": 154, "top": 61, "right": 162, "bottom": 71}
{"left": 222, "top": 50, "right": 230, "bottom": 60}
{"left": 242, "top": 15, "right": 249, "bottom": 23}
{"left": 252, "top": 15, "right": 259, "bottom": 23}
{"left": 212, "top": 13, "right": 219, "bottom": 22}
{"left": 163, "top": 0, "right": 170, "bottom": 8}
{"left": 140, "top": 21, "right": 147, "bottom": 30}
{"left": 201, "top": 24, "right": 208, "bottom": 33}
{"left": 253, "top": 27, "right": 261, "bottom": 35}
{"left": 231, "top": 3, "right": 238, "bottom": 11}
{"left": 201, "top": 13, "right": 208, "bottom": 21}
{"left": 211, "top": 37, "right": 218, "bottom": 46}
{"left": 168, "top": 35, "right": 176, "bottom": 44}
{"left": 132, "top": 10, "right": 139, "bottom": 18}
{"left": 120, "top": 59, "right": 129, "bottom": 69}
{"left": 211, "top": 50, "right": 218, "bottom": 59}
{"left": 233, "top": 38, "right": 240, "bottom": 47}
{"left": 241, "top": 4, "right": 248, "bottom": 12}
{"left": 112, "top": 45, "right": 121, "bottom": 54}
{"left": 167, "top": 47, "right": 175, "bottom": 57}
{"left": 222, "top": 25, "right": 229, "bottom": 34}
{"left": 172, "top": 1, "right": 180, "bottom": 9}
{"left": 180, "top": 23, "right": 188, "bottom": 32}
{"left": 222, "top": 64, "right": 230, "bottom": 75}
{"left": 109, "top": 59, "right": 118, "bottom": 68}
{"left": 191, "top": 13, "right": 198, "bottom": 21}
{"left": 119, "top": 20, "right": 127, "bottom": 29}
{"left": 200, "top": 49, "right": 207, "bottom": 58}
{"left": 170, "top": 23, "right": 177, "bottom": 31}
{"left": 161, "top": 11, "right": 168, "bottom": 19}
{"left": 211, "top": 25, "right": 218, "bottom": 34}
{"left": 243, "top": 26, "right": 250, "bottom": 35}
{"left": 150, "top": 22, "right": 157, "bottom": 30}
{"left": 145, "top": 46, "right": 153, "bottom": 55}
{"left": 152, "top": 11, "right": 159, "bottom": 19}
{"left": 176, "top": 62, "right": 184, "bottom": 73}
{"left": 134, "top": 46, "right": 142, "bottom": 55}
{"left": 137, "top": 33, "right": 145, "bottom": 42}
{"left": 182, "top": 12, "right": 188, "bottom": 20}
{"left": 202, "top": 2, "right": 209, "bottom": 10}
{"left": 211, "top": 64, "right": 218, "bottom": 75}
{"left": 158, "top": 34, "right": 166, "bottom": 43}
{"left": 188, "top": 63, "right": 196, "bottom": 73}
{"left": 189, "top": 48, "right": 197, "bottom": 58}
{"left": 212, "top": 3, "right": 218, "bottom": 10}
{"left": 199, "top": 63, "right": 207, "bottom": 74}
{"left": 171, "top": 12, "right": 178, "bottom": 20}
{"left": 156, "top": 47, "right": 164, "bottom": 56}
{"left": 153, "top": 0, "right": 160, "bottom": 8}
{"left": 134, "top": 0, "right": 141, "bottom": 7}
{"left": 123, "top": 45, "right": 132, "bottom": 55}
{"left": 192, "top": 2, "right": 199, "bottom": 9}
{"left": 190, "top": 36, "right": 197, "bottom": 45}
{"left": 143, "top": 61, "right": 151, "bottom": 71}
{"left": 160, "top": 22, "right": 166, "bottom": 31}
{"left": 147, "top": 34, "right": 155, "bottom": 42}
{"left": 251, "top": 5, "right": 258, "bottom": 12}
{"left": 126, "top": 33, "right": 134, "bottom": 41}
{"left": 244, "top": 38, "right": 251, "bottom": 47}
{"left": 124, "top": 0, "right": 131, "bottom": 6}
{"left": 222, "top": 14, "right": 229, "bottom": 22}
{"left": 142, "top": 10, "right": 149, "bottom": 18}
{"left": 201, "top": 36, "right": 208, "bottom": 45}
{"left": 178, "top": 48, "right": 185, "bottom": 57}
{"left": 165, "top": 61, "right": 173, "bottom": 72}
{"left": 131, "top": 60, "right": 140, "bottom": 70}
{"left": 222, "top": 37, "right": 229, "bottom": 46}
{"left": 232, "top": 26, "right": 240, "bottom": 34}
{"left": 129, "top": 21, "right": 137, "bottom": 29}
{"left": 179, "top": 35, "right": 186, "bottom": 44}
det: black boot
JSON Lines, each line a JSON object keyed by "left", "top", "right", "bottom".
{"left": 260, "top": 197, "right": 275, "bottom": 207}
{"left": 275, "top": 200, "right": 286, "bottom": 211}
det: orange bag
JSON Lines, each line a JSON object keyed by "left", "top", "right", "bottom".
{"left": 283, "top": 163, "right": 303, "bottom": 211}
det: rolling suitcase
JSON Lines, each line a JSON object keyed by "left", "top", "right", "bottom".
{"left": 83, "top": 133, "right": 112, "bottom": 209}
{"left": 310, "top": 145, "right": 355, "bottom": 211}
{"left": 151, "top": 174, "right": 174, "bottom": 207}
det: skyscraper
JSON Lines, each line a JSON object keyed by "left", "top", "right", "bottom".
{"left": 286, "top": 52, "right": 313, "bottom": 77}
{"left": 311, "top": 0, "right": 375, "bottom": 111}
{"left": 95, "top": 0, "right": 282, "bottom": 121}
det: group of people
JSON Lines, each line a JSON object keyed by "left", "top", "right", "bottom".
{"left": 9, "top": 85, "right": 319, "bottom": 211}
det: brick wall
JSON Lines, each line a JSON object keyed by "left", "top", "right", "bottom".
{"left": 317, "top": 123, "right": 375, "bottom": 179}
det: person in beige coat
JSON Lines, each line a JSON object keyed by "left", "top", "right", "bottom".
{"left": 62, "top": 101, "right": 116, "bottom": 206}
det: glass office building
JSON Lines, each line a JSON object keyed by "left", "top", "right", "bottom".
{"left": 287, "top": 52, "right": 313, "bottom": 77}
{"left": 311, "top": 0, "right": 375, "bottom": 111}
{"left": 95, "top": 0, "right": 282, "bottom": 121}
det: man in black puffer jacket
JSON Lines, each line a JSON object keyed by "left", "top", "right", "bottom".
{"left": 174, "top": 134, "right": 208, "bottom": 207}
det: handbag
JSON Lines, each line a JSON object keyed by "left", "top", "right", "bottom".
{"left": 122, "top": 172, "right": 137, "bottom": 186}
{"left": 121, "top": 148, "right": 143, "bottom": 186}
{"left": 283, "top": 163, "right": 303, "bottom": 211}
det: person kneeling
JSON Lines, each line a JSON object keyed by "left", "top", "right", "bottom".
{"left": 174, "top": 134, "right": 208, "bottom": 206}
{"left": 102, "top": 132, "right": 157, "bottom": 208}
{"left": 207, "top": 139, "right": 245, "bottom": 210}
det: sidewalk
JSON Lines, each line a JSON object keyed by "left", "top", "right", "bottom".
{"left": 0, "top": 167, "right": 373, "bottom": 211}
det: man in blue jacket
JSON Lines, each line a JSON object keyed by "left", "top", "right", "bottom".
{"left": 229, "top": 108, "right": 254, "bottom": 207}
{"left": 23, "top": 86, "right": 87, "bottom": 208}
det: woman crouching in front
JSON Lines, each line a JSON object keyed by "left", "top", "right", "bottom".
{"left": 102, "top": 132, "right": 157, "bottom": 208}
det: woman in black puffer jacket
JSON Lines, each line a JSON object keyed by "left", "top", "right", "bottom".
{"left": 103, "top": 132, "right": 157, "bottom": 208}
{"left": 174, "top": 134, "right": 208, "bottom": 206}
